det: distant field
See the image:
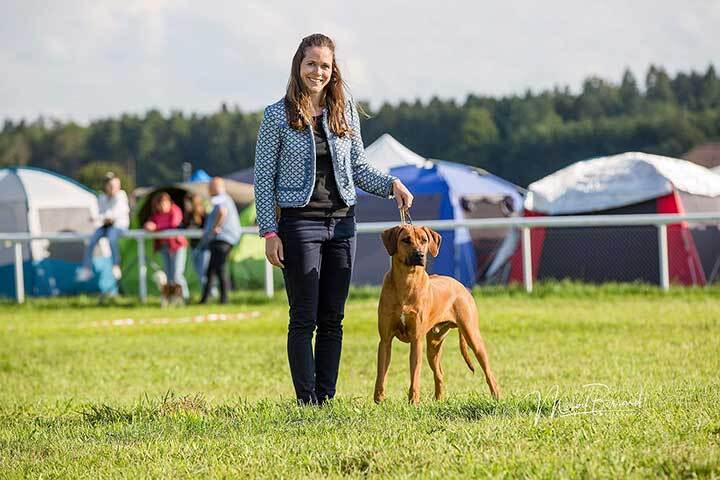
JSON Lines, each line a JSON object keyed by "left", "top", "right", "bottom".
{"left": 1, "top": 284, "right": 719, "bottom": 478}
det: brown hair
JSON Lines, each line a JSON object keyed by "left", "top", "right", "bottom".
{"left": 285, "top": 33, "right": 350, "bottom": 137}
{"left": 183, "top": 192, "right": 205, "bottom": 226}
{"left": 151, "top": 192, "right": 171, "bottom": 214}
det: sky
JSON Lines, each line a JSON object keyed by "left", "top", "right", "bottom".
{"left": 2, "top": 0, "right": 719, "bottom": 124}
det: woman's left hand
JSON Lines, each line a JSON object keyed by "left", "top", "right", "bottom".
{"left": 392, "top": 180, "right": 413, "bottom": 210}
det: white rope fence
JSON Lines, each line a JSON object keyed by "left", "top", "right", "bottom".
{"left": 2, "top": 212, "right": 720, "bottom": 303}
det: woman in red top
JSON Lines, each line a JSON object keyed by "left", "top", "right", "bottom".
{"left": 144, "top": 192, "right": 189, "bottom": 300}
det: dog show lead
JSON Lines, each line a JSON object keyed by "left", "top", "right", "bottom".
{"left": 253, "top": 33, "right": 413, "bottom": 405}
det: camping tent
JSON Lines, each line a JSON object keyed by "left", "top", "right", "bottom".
{"left": 508, "top": 152, "right": 720, "bottom": 285}
{"left": 0, "top": 167, "right": 115, "bottom": 297}
{"left": 354, "top": 135, "right": 524, "bottom": 287}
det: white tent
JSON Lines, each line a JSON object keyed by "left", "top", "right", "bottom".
{"left": 0, "top": 167, "right": 111, "bottom": 297}
{"left": 525, "top": 152, "right": 720, "bottom": 215}
{"left": 365, "top": 133, "right": 433, "bottom": 172}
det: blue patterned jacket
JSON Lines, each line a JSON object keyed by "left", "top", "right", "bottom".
{"left": 253, "top": 98, "right": 397, "bottom": 236}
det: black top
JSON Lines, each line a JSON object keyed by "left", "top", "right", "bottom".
{"left": 281, "top": 115, "right": 354, "bottom": 218}
{"left": 181, "top": 214, "right": 205, "bottom": 248}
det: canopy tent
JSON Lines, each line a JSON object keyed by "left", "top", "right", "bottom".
{"left": 0, "top": 167, "right": 115, "bottom": 297}
{"left": 354, "top": 135, "right": 524, "bottom": 287}
{"left": 509, "top": 152, "right": 720, "bottom": 285}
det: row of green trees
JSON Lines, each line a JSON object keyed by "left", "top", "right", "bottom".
{"left": 1, "top": 64, "right": 719, "bottom": 189}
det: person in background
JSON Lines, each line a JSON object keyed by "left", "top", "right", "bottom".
{"left": 199, "top": 177, "right": 241, "bottom": 304}
{"left": 144, "top": 192, "right": 189, "bottom": 301}
{"left": 182, "top": 192, "right": 209, "bottom": 292}
{"left": 77, "top": 172, "right": 130, "bottom": 282}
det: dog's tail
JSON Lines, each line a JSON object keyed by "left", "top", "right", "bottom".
{"left": 459, "top": 331, "right": 475, "bottom": 373}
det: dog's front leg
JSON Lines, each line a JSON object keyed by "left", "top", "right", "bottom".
{"left": 408, "top": 336, "right": 424, "bottom": 405}
{"left": 374, "top": 337, "right": 393, "bottom": 403}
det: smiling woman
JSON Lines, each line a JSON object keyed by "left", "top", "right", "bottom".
{"left": 253, "top": 33, "right": 414, "bottom": 405}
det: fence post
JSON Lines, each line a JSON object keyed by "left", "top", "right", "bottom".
{"left": 265, "top": 259, "right": 274, "bottom": 298}
{"left": 137, "top": 238, "right": 148, "bottom": 303}
{"left": 14, "top": 242, "right": 25, "bottom": 304}
{"left": 522, "top": 227, "right": 533, "bottom": 293}
{"left": 658, "top": 224, "right": 669, "bottom": 291}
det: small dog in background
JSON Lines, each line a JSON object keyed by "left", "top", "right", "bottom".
{"left": 152, "top": 270, "right": 185, "bottom": 307}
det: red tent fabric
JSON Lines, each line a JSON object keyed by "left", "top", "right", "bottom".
{"left": 509, "top": 190, "right": 720, "bottom": 285}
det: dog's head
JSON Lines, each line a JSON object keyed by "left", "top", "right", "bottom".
{"left": 381, "top": 225, "right": 441, "bottom": 267}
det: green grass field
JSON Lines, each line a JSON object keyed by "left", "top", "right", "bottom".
{"left": 1, "top": 284, "right": 719, "bottom": 478}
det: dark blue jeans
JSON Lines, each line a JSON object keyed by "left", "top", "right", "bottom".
{"left": 278, "top": 216, "right": 356, "bottom": 405}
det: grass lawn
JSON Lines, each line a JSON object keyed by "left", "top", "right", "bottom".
{"left": 0, "top": 284, "right": 718, "bottom": 478}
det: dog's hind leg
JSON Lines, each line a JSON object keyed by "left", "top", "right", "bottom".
{"left": 457, "top": 307, "right": 500, "bottom": 399}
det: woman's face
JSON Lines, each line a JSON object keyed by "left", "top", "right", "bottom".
{"left": 300, "top": 46, "right": 333, "bottom": 95}
{"left": 159, "top": 197, "right": 171, "bottom": 213}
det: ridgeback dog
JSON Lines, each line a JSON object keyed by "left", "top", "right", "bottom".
{"left": 374, "top": 224, "right": 500, "bottom": 404}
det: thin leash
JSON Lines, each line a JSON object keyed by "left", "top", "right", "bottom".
{"left": 399, "top": 207, "right": 413, "bottom": 226}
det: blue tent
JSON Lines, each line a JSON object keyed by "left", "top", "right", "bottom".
{"left": 190, "top": 169, "right": 212, "bottom": 183}
{"left": 354, "top": 140, "right": 523, "bottom": 287}
{"left": 0, "top": 167, "right": 116, "bottom": 298}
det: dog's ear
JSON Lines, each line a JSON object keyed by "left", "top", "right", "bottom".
{"left": 381, "top": 226, "right": 402, "bottom": 256}
{"left": 423, "top": 227, "right": 442, "bottom": 257}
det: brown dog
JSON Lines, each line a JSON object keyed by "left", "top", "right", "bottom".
{"left": 160, "top": 284, "right": 185, "bottom": 308}
{"left": 374, "top": 225, "right": 500, "bottom": 404}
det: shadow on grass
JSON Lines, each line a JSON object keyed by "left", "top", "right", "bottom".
{"left": 75, "top": 391, "right": 552, "bottom": 428}
{"left": 427, "top": 394, "right": 553, "bottom": 421}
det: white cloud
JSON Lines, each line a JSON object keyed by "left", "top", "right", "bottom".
{"left": 1, "top": 0, "right": 718, "bottom": 123}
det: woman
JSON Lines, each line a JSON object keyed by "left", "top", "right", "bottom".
{"left": 144, "top": 192, "right": 189, "bottom": 301}
{"left": 253, "top": 33, "right": 413, "bottom": 405}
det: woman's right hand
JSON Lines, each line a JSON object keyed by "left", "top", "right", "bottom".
{"left": 265, "top": 235, "right": 284, "bottom": 268}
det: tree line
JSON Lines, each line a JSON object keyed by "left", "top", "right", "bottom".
{"left": 1, "top": 64, "right": 719, "bottom": 190}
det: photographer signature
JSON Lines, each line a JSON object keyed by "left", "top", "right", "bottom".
{"left": 526, "top": 383, "right": 644, "bottom": 425}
